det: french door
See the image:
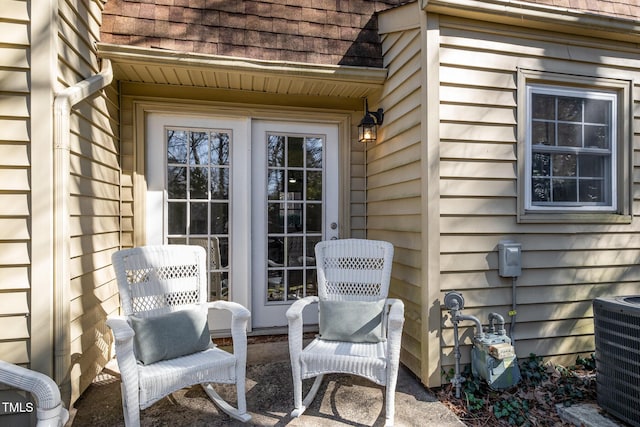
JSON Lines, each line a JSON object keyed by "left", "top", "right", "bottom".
{"left": 145, "top": 113, "right": 339, "bottom": 330}
{"left": 251, "top": 121, "right": 339, "bottom": 328}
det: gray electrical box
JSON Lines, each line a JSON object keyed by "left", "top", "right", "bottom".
{"left": 498, "top": 241, "right": 521, "bottom": 277}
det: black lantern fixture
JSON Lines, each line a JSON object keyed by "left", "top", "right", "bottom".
{"left": 358, "top": 99, "right": 384, "bottom": 143}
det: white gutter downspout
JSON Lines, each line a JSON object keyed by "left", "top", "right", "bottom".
{"left": 53, "top": 58, "right": 113, "bottom": 403}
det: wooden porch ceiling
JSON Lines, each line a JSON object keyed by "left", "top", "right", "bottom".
{"left": 97, "top": 43, "right": 387, "bottom": 103}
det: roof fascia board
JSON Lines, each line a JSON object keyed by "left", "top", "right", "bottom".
{"left": 96, "top": 42, "right": 388, "bottom": 85}
{"left": 420, "top": 0, "right": 640, "bottom": 43}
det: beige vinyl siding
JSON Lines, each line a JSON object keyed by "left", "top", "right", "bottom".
{"left": 0, "top": 0, "right": 30, "bottom": 366}
{"left": 58, "top": 0, "right": 119, "bottom": 403}
{"left": 375, "top": 16, "right": 424, "bottom": 379}
{"left": 437, "top": 14, "right": 640, "bottom": 374}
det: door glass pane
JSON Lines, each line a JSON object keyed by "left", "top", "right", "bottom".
{"left": 167, "top": 130, "right": 188, "bottom": 164}
{"left": 265, "top": 133, "right": 324, "bottom": 304}
{"left": 166, "top": 127, "right": 232, "bottom": 301}
{"left": 268, "top": 135, "right": 285, "bottom": 167}
{"left": 190, "top": 131, "right": 209, "bottom": 165}
{"left": 190, "top": 167, "right": 208, "bottom": 199}
{"left": 167, "top": 166, "right": 187, "bottom": 198}
{"left": 267, "top": 170, "right": 284, "bottom": 200}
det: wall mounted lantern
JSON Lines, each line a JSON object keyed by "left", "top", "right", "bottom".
{"left": 358, "top": 100, "right": 384, "bottom": 143}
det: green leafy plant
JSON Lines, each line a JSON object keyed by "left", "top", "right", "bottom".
{"left": 438, "top": 352, "right": 597, "bottom": 426}
{"left": 575, "top": 353, "right": 596, "bottom": 371}
{"left": 520, "top": 353, "right": 548, "bottom": 386}
{"left": 493, "top": 397, "right": 530, "bottom": 426}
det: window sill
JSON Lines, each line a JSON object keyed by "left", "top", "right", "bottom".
{"left": 518, "top": 212, "right": 632, "bottom": 224}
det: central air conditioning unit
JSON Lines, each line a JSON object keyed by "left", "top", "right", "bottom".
{"left": 593, "top": 296, "right": 640, "bottom": 427}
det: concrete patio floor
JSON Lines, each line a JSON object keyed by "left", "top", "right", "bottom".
{"left": 69, "top": 337, "right": 465, "bottom": 426}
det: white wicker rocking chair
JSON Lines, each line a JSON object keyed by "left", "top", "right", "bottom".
{"left": 286, "top": 239, "right": 404, "bottom": 426}
{"left": 106, "top": 245, "right": 251, "bottom": 427}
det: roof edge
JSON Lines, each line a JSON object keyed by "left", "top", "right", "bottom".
{"left": 420, "top": 0, "right": 640, "bottom": 43}
{"left": 96, "top": 43, "right": 388, "bottom": 85}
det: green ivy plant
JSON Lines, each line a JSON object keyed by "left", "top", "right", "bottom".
{"left": 493, "top": 397, "right": 530, "bottom": 426}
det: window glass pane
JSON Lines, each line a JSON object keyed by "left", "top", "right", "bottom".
{"left": 306, "top": 204, "right": 322, "bottom": 233}
{"left": 268, "top": 135, "right": 285, "bottom": 167}
{"left": 532, "top": 122, "right": 555, "bottom": 146}
{"left": 287, "top": 237, "right": 304, "bottom": 267}
{"left": 579, "top": 179, "right": 604, "bottom": 203}
{"left": 584, "top": 125, "right": 609, "bottom": 149}
{"left": 532, "top": 94, "right": 556, "bottom": 120}
{"left": 551, "top": 179, "right": 577, "bottom": 202}
{"left": 528, "top": 86, "right": 615, "bottom": 210}
{"left": 268, "top": 270, "right": 284, "bottom": 301}
{"left": 190, "top": 167, "right": 208, "bottom": 199}
{"left": 210, "top": 203, "right": 228, "bottom": 233}
{"left": 167, "top": 129, "right": 188, "bottom": 164}
{"left": 268, "top": 170, "right": 284, "bottom": 200}
{"left": 306, "top": 137, "right": 323, "bottom": 168}
{"left": 305, "top": 268, "right": 318, "bottom": 297}
{"left": 287, "top": 270, "right": 304, "bottom": 300}
{"left": 190, "top": 202, "right": 208, "bottom": 234}
{"left": 167, "top": 166, "right": 187, "bottom": 198}
{"left": 584, "top": 99, "right": 609, "bottom": 123}
{"left": 552, "top": 153, "right": 576, "bottom": 177}
{"left": 268, "top": 237, "right": 284, "bottom": 266}
{"left": 557, "top": 123, "right": 582, "bottom": 147}
{"left": 532, "top": 153, "right": 550, "bottom": 177}
{"left": 557, "top": 97, "right": 582, "bottom": 121}
{"left": 210, "top": 168, "right": 229, "bottom": 199}
{"left": 210, "top": 132, "right": 230, "bottom": 165}
{"left": 288, "top": 170, "right": 304, "bottom": 195}
{"left": 190, "top": 131, "right": 209, "bottom": 165}
{"left": 168, "top": 202, "right": 186, "bottom": 234}
{"left": 287, "top": 203, "right": 303, "bottom": 232}
{"left": 288, "top": 136, "right": 304, "bottom": 167}
{"left": 166, "top": 127, "right": 232, "bottom": 302}
{"left": 532, "top": 178, "right": 550, "bottom": 202}
{"left": 579, "top": 155, "right": 604, "bottom": 177}
{"left": 265, "top": 131, "right": 324, "bottom": 303}
{"left": 217, "top": 237, "right": 229, "bottom": 267}
{"left": 268, "top": 203, "right": 284, "bottom": 233}
{"left": 306, "top": 171, "right": 322, "bottom": 200}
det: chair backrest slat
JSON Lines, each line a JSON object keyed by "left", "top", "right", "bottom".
{"left": 315, "top": 239, "right": 394, "bottom": 302}
{"left": 112, "top": 245, "right": 207, "bottom": 317}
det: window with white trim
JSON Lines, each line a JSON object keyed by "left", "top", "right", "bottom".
{"left": 525, "top": 85, "right": 617, "bottom": 212}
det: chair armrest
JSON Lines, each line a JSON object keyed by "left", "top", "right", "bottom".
{"left": 286, "top": 296, "right": 318, "bottom": 355}
{"left": 387, "top": 298, "right": 405, "bottom": 331}
{"left": 106, "top": 316, "right": 134, "bottom": 341}
{"left": 285, "top": 296, "right": 318, "bottom": 321}
{"left": 207, "top": 300, "right": 250, "bottom": 322}
{"left": 105, "top": 315, "right": 139, "bottom": 399}
{"left": 0, "top": 360, "right": 70, "bottom": 427}
{"left": 206, "top": 301, "right": 251, "bottom": 360}
{"left": 385, "top": 298, "right": 405, "bottom": 352}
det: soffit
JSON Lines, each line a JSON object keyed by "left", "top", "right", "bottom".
{"left": 97, "top": 43, "right": 387, "bottom": 101}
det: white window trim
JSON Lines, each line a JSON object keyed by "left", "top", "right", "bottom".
{"left": 524, "top": 84, "right": 618, "bottom": 212}
{"left": 517, "top": 69, "right": 632, "bottom": 224}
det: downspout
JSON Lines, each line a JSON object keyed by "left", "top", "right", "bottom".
{"left": 53, "top": 58, "right": 113, "bottom": 403}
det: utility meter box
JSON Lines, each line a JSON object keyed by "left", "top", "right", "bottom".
{"left": 498, "top": 241, "right": 521, "bottom": 277}
{"left": 471, "top": 333, "right": 521, "bottom": 390}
